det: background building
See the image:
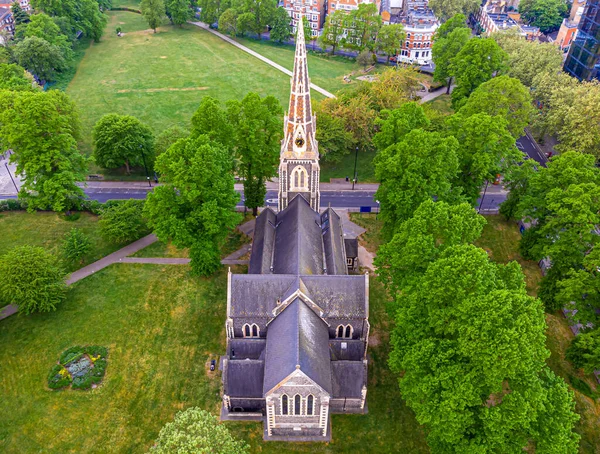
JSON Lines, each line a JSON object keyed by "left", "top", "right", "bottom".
{"left": 0, "top": 6, "right": 14, "bottom": 45}
{"left": 556, "top": 0, "right": 586, "bottom": 51}
{"left": 388, "top": 0, "right": 438, "bottom": 65}
{"left": 564, "top": 0, "right": 600, "bottom": 80}
{"left": 281, "top": 0, "right": 327, "bottom": 37}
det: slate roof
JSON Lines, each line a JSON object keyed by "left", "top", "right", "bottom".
{"left": 229, "top": 274, "right": 297, "bottom": 317}
{"left": 248, "top": 208, "right": 277, "bottom": 274}
{"left": 226, "top": 359, "right": 265, "bottom": 397}
{"left": 301, "top": 275, "right": 367, "bottom": 318}
{"left": 228, "top": 338, "right": 266, "bottom": 360}
{"left": 344, "top": 238, "right": 359, "bottom": 259}
{"left": 263, "top": 299, "right": 332, "bottom": 395}
{"left": 321, "top": 209, "right": 347, "bottom": 275}
{"left": 329, "top": 340, "right": 365, "bottom": 361}
{"left": 331, "top": 361, "right": 365, "bottom": 398}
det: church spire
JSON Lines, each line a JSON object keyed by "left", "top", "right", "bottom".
{"left": 278, "top": 19, "right": 321, "bottom": 212}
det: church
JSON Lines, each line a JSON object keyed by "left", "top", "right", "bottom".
{"left": 220, "top": 22, "right": 369, "bottom": 442}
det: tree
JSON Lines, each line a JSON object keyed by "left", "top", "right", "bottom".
{"left": 500, "top": 159, "right": 536, "bottom": 221}
{"left": 450, "top": 37, "right": 508, "bottom": 109}
{"left": 376, "top": 24, "right": 405, "bottom": 63}
{"left": 236, "top": 12, "right": 255, "bottom": 36}
{"left": 12, "top": 36, "right": 65, "bottom": 81}
{"left": 0, "top": 89, "right": 88, "bottom": 212}
{"left": 447, "top": 113, "right": 520, "bottom": 204}
{"left": 62, "top": 228, "right": 92, "bottom": 264}
{"left": 241, "top": 0, "right": 277, "bottom": 35}
{"left": 11, "top": 2, "right": 30, "bottom": 25}
{"left": 93, "top": 114, "right": 155, "bottom": 174}
{"left": 302, "top": 16, "right": 312, "bottom": 47}
{"left": 144, "top": 135, "right": 240, "bottom": 276}
{"left": 32, "top": 0, "right": 108, "bottom": 42}
{"left": 314, "top": 107, "right": 353, "bottom": 163}
{"left": 566, "top": 329, "right": 600, "bottom": 374}
{"left": 432, "top": 24, "right": 471, "bottom": 92}
{"left": 227, "top": 92, "right": 282, "bottom": 216}
{"left": 373, "top": 102, "right": 430, "bottom": 151}
{"left": 99, "top": 199, "right": 151, "bottom": 244}
{"left": 199, "top": 0, "right": 230, "bottom": 25}
{"left": 167, "top": 0, "right": 191, "bottom": 26}
{"left": 375, "top": 129, "right": 461, "bottom": 236}
{"left": 0, "top": 246, "right": 67, "bottom": 315}
{"left": 493, "top": 30, "right": 563, "bottom": 88}
{"left": 457, "top": 76, "right": 533, "bottom": 139}
{"left": 150, "top": 408, "right": 249, "bottom": 454}
{"left": 519, "top": 0, "right": 568, "bottom": 33}
{"left": 190, "top": 96, "right": 234, "bottom": 149}
{"left": 376, "top": 199, "right": 486, "bottom": 297}
{"left": 389, "top": 244, "right": 580, "bottom": 453}
{"left": 141, "top": 0, "right": 166, "bottom": 32}
{"left": 429, "top": 0, "right": 480, "bottom": 21}
{"left": 342, "top": 3, "right": 381, "bottom": 52}
{"left": 218, "top": 8, "right": 238, "bottom": 36}
{"left": 364, "top": 66, "right": 421, "bottom": 111}
{"left": 319, "top": 10, "right": 345, "bottom": 55}
{"left": 356, "top": 49, "right": 373, "bottom": 69}
{"left": 20, "top": 13, "right": 73, "bottom": 59}
{"left": 269, "top": 7, "right": 290, "bottom": 43}
{"left": 155, "top": 125, "right": 189, "bottom": 157}
{"left": 0, "top": 63, "right": 34, "bottom": 90}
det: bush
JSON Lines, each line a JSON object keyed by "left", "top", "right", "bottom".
{"left": 99, "top": 199, "right": 151, "bottom": 244}
{"left": 150, "top": 408, "right": 249, "bottom": 454}
{"left": 49, "top": 346, "right": 109, "bottom": 391}
{"left": 0, "top": 198, "right": 26, "bottom": 212}
{"left": 62, "top": 228, "right": 92, "bottom": 264}
{"left": 47, "top": 364, "right": 72, "bottom": 390}
{"left": 0, "top": 246, "right": 67, "bottom": 315}
{"left": 566, "top": 329, "right": 600, "bottom": 374}
{"left": 59, "top": 346, "right": 85, "bottom": 364}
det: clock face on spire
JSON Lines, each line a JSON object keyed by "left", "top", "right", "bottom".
{"left": 295, "top": 137, "right": 305, "bottom": 148}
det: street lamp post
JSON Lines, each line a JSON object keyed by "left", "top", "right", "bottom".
{"left": 352, "top": 146, "right": 359, "bottom": 190}
{"left": 139, "top": 144, "right": 151, "bottom": 188}
{"left": 5, "top": 162, "right": 19, "bottom": 194}
{"left": 478, "top": 180, "right": 489, "bottom": 213}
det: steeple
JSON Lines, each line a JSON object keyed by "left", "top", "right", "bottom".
{"left": 278, "top": 20, "right": 321, "bottom": 212}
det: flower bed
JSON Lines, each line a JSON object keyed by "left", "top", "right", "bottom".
{"left": 47, "top": 346, "right": 108, "bottom": 390}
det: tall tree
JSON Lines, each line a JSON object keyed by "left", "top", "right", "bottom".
{"left": 500, "top": 158, "right": 536, "bottom": 221}
{"left": 32, "top": 0, "right": 108, "bottom": 42}
{"left": 566, "top": 328, "right": 600, "bottom": 374}
{"left": 99, "top": 199, "right": 151, "bottom": 244}
{"left": 167, "top": 0, "right": 191, "bottom": 26}
{"left": 12, "top": 36, "right": 65, "bottom": 81}
{"left": 190, "top": 96, "right": 234, "bottom": 149}
{"left": 432, "top": 25, "right": 471, "bottom": 93}
{"left": 0, "top": 63, "right": 34, "bottom": 91}
{"left": 428, "top": 0, "right": 480, "bottom": 21}
{"left": 11, "top": 2, "right": 30, "bottom": 25}
{"left": 389, "top": 244, "right": 580, "bottom": 453}
{"left": 144, "top": 135, "right": 240, "bottom": 276}
{"left": 141, "top": 0, "right": 166, "bottom": 32}
{"left": 155, "top": 125, "right": 189, "bottom": 157}
{"left": 376, "top": 24, "right": 405, "bottom": 64}
{"left": 269, "top": 7, "right": 291, "bottom": 43}
{"left": 519, "top": 0, "right": 568, "bottom": 32}
{"left": 227, "top": 92, "right": 282, "bottom": 216}
{"left": 447, "top": 112, "right": 520, "bottom": 204}
{"left": 457, "top": 75, "right": 534, "bottom": 139}
{"left": 236, "top": 12, "right": 255, "bottom": 36}
{"left": 0, "top": 89, "right": 87, "bottom": 212}
{"left": 373, "top": 101, "right": 430, "bottom": 151}
{"left": 375, "top": 129, "right": 461, "bottom": 237}
{"left": 314, "top": 107, "right": 354, "bottom": 163}
{"left": 450, "top": 37, "right": 508, "bottom": 109}
{"left": 241, "top": 0, "right": 277, "bottom": 35}
{"left": 93, "top": 114, "right": 155, "bottom": 174}
{"left": 199, "top": 0, "right": 231, "bottom": 24}
{"left": 19, "top": 13, "right": 73, "bottom": 60}
{"left": 318, "top": 10, "right": 345, "bottom": 55}
{"left": 342, "top": 3, "right": 381, "bottom": 52}
{"left": 218, "top": 8, "right": 238, "bottom": 35}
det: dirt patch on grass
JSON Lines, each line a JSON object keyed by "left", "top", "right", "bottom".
{"left": 117, "top": 87, "right": 209, "bottom": 93}
{"left": 369, "top": 332, "right": 381, "bottom": 346}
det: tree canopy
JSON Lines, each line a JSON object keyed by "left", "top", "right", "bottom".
{"left": 12, "top": 36, "right": 66, "bottom": 81}
{"left": 376, "top": 24, "right": 406, "bottom": 63}
{"left": 432, "top": 24, "right": 471, "bottom": 91}
{"left": 270, "top": 7, "right": 291, "bottom": 43}
{"left": 141, "top": 0, "right": 166, "bottom": 32}
{"left": 0, "top": 63, "right": 35, "bottom": 91}
{"left": 99, "top": 199, "right": 151, "bottom": 244}
{"left": 429, "top": 0, "right": 480, "bottom": 21}
{"left": 519, "top": 0, "right": 569, "bottom": 32}
{"left": 32, "top": 0, "right": 108, "bottom": 42}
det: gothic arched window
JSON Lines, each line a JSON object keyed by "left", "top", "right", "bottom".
{"left": 294, "top": 394, "right": 302, "bottom": 415}
{"left": 345, "top": 325, "right": 352, "bottom": 339}
{"left": 252, "top": 324, "right": 259, "bottom": 337}
{"left": 337, "top": 325, "right": 344, "bottom": 338}
{"left": 281, "top": 395, "right": 289, "bottom": 415}
{"left": 290, "top": 166, "right": 309, "bottom": 191}
{"left": 307, "top": 395, "right": 314, "bottom": 416}
{"left": 243, "top": 324, "right": 251, "bottom": 337}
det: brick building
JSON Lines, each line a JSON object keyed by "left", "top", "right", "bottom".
{"left": 280, "top": 0, "right": 327, "bottom": 38}
{"left": 0, "top": 6, "right": 14, "bottom": 45}
{"left": 388, "top": 0, "right": 439, "bottom": 65}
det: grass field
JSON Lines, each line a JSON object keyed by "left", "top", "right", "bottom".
{"left": 425, "top": 93, "right": 453, "bottom": 116}
{"left": 0, "top": 211, "right": 119, "bottom": 272}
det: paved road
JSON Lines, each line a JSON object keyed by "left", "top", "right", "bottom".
{"left": 517, "top": 134, "right": 548, "bottom": 166}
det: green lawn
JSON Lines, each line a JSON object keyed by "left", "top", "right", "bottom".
{"left": 320, "top": 149, "right": 377, "bottom": 183}
{"left": 425, "top": 93, "right": 453, "bottom": 116}
{"left": 0, "top": 211, "right": 119, "bottom": 272}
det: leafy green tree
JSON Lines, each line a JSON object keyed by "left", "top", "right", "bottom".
{"left": 0, "top": 89, "right": 87, "bottom": 212}
{"left": 429, "top": 0, "right": 480, "bottom": 21}
{"left": 356, "top": 49, "right": 374, "bottom": 69}
{"left": 342, "top": 3, "right": 381, "bottom": 52}
{"left": 376, "top": 199, "right": 485, "bottom": 297}
{"left": 93, "top": 114, "right": 155, "bottom": 174}
{"left": 0, "top": 63, "right": 34, "bottom": 90}
{"left": 432, "top": 23, "right": 471, "bottom": 93}
{"left": 199, "top": 0, "right": 230, "bottom": 24}
{"left": 493, "top": 30, "right": 563, "bottom": 88}
{"left": 566, "top": 329, "right": 600, "bottom": 374}
{"left": 190, "top": 96, "right": 234, "bottom": 149}
{"left": 227, "top": 92, "right": 282, "bottom": 216}
{"left": 0, "top": 47, "right": 10, "bottom": 64}
{"left": 319, "top": 10, "right": 345, "bottom": 55}
{"left": 373, "top": 102, "right": 430, "bottom": 151}
{"left": 457, "top": 76, "right": 534, "bottom": 140}
{"left": 99, "top": 199, "right": 151, "bottom": 244}
{"left": 11, "top": 2, "right": 30, "bottom": 25}
{"left": 144, "top": 135, "right": 240, "bottom": 276}
{"left": 519, "top": 0, "right": 568, "bottom": 32}
{"left": 389, "top": 244, "right": 580, "bottom": 453}
{"left": 20, "top": 13, "right": 73, "bottom": 59}
{"left": 32, "top": 0, "right": 108, "bottom": 42}
{"left": 375, "top": 129, "right": 461, "bottom": 237}
{"left": 141, "top": 0, "right": 166, "bottom": 32}
{"left": 13, "top": 36, "right": 66, "bottom": 81}
{"left": 150, "top": 408, "right": 249, "bottom": 454}
{"left": 218, "top": 8, "right": 238, "bottom": 35}
{"left": 62, "top": 228, "right": 92, "bottom": 264}
{"left": 450, "top": 37, "right": 508, "bottom": 109}
{"left": 0, "top": 245, "right": 67, "bottom": 315}
{"left": 167, "top": 0, "right": 191, "bottom": 26}
{"left": 314, "top": 108, "right": 353, "bottom": 163}
{"left": 241, "top": 0, "right": 277, "bottom": 35}
{"left": 236, "top": 12, "right": 255, "bottom": 36}
{"left": 361, "top": 66, "right": 421, "bottom": 111}
{"left": 376, "top": 24, "right": 405, "bottom": 64}
{"left": 447, "top": 112, "right": 520, "bottom": 204}
{"left": 155, "top": 125, "right": 189, "bottom": 157}
{"left": 269, "top": 7, "right": 290, "bottom": 43}
{"left": 500, "top": 159, "right": 536, "bottom": 221}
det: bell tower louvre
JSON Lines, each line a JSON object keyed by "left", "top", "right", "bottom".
{"left": 278, "top": 19, "right": 321, "bottom": 212}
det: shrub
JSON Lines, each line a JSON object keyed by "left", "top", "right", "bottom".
{"left": 47, "top": 364, "right": 72, "bottom": 390}
{"left": 150, "top": 408, "right": 249, "bottom": 454}
{"left": 566, "top": 329, "right": 600, "bottom": 374}
{"left": 59, "top": 346, "right": 85, "bottom": 364}
{"left": 49, "top": 346, "right": 109, "bottom": 391}
{"left": 0, "top": 246, "right": 67, "bottom": 314}
{"left": 99, "top": 199, "right": 151, "bottom": 244}
{"left": 62, "top": 228, "right": 92, "bottom": 264}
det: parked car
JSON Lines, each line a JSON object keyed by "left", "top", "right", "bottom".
{"left": 210, "top": 359, "right": 216, "bottom": 371}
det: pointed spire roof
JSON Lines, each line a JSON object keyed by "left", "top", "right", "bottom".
{"left": 282, "top": 20, "right": 318, "bottom": 158}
